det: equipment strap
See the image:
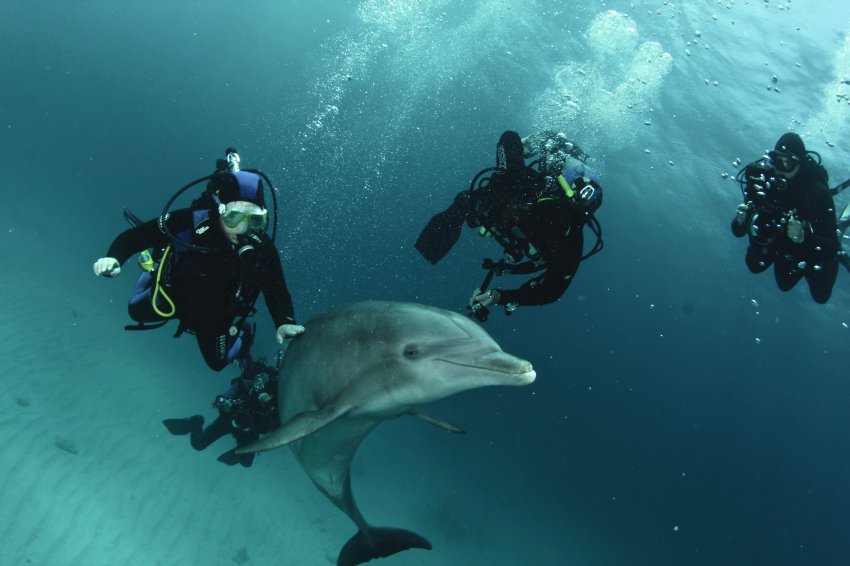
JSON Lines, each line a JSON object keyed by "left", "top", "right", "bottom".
{"left": 830, "top": 178, "right": 850, "bottom": 196}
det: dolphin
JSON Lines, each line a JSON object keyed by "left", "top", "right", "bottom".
{"left": 239, "top": 301, "right": 535, "bottom": 565}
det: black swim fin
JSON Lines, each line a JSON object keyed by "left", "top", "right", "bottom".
{"left": 162, "top": 416, "right": 204, "bottom": 436}
{"left": 496, "top": 130, "right": 526, "bottom": 173}
{"left": 415, "top": 192, "right": 470, "bottom": 264}
{"left": 217, "top": 448, "right": 254, "bottom": 467}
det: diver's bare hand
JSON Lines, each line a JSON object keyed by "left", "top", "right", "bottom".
{"left": 470, "top": 288, "right": 500, "bottom": 309}
{"left": 276, "top": 324, "right": 305, "bottom": 344}
{"left": 93, "top": 257, "right": 121, "bottom": 277}
{"left": 734, "top": 203, "right": 750, "bottom": 226}
{"left": 786, "top": 216, "right": 805, "bottom": 244}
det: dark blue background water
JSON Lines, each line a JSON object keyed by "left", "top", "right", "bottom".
{"left": 3, "top": 1, "right": 850, "bottom": 565}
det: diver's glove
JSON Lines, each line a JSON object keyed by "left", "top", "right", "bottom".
{"left": 276, "top": 323, "right": 305, "bottom": 344}
{"left": 93, "top": 257, "right": 121, "bottom": 277}
{"left": 734, "top": 203, "right": 750, "bottom": 227}
{"left": 786, "top": 215, "right": 805, "bottom": 244}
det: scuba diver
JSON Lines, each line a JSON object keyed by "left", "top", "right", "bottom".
{"left": 162, "top": 354, "right": 282, "bottom": 468}
{"left": 93, "top": 148, "right": 305, "bottom": 370}
{"left": 415, "top": 130, "right": 603, "bottom": 321}
{"left": 731, "top": 132, "right": 841, "bottom": 304}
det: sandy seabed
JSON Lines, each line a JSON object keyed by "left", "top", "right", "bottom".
{"left": 0, "top": 234, "right": 568, "bottom": 566}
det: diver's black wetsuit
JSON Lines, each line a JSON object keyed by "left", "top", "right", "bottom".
{"left": 106, "top": 208, "right": 296, "bottom": 370}
{"left": 476, "top": 186, "right": 584, "bottom": 307}
{"left": 453, "top": 168, "right": 585, "bottom": 307}
{"left": 416, "top": 130, "right": 589, "bottom": 309}
{"left": 732, "top": 160, "right": 839, "bottom": 304}
{"left": 164, "top": 359, "right": 280, "bottom": 467}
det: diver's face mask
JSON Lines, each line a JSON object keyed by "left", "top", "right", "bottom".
{"left": 221, "top": 203, "right": 267, "bottom": 231}
{"left": 219, "top": 201, "right": 268, "bottom": 244}
{"left": 768, "top": 150, "right": 801, "bottom": 177}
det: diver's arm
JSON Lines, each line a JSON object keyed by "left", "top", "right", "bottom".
{"left": 501, "top": 261, "right": 544, "bottom": 275}
{"left": 804, "top": 183, "right": 840, "bottom": 256}
{"left": 105, "top": 209, "right": 194, "bottom": 265}
{"left": 566, "top": 141, "right": 589, "bottom": 163}
{"left": 496, "top": 234, "right": 582, "bottom": 307}
{"left": 257, "top": 238, "right": 297, "bottom": 329}
{"left": 496, "top": 265, "right": 575, "bottom": 306}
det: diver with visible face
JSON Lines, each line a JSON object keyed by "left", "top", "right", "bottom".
{"left": 93, "top": 148, "right": 304, "bottom": 370}
{"left": 732, "top": 133, "right": 839, "bottom": 304}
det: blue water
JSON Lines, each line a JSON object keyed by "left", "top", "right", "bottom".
{"left": 3, "top": 1, "right": 850, "bottom": 565}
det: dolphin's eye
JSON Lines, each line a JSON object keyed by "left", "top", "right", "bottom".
{"left": 403, "top": 345, "right": 420, "bottom": 359}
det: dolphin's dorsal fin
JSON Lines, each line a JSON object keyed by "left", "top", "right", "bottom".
{"left": 238, "top": 404, "right": 352, "bottom": 454}
{"left": 407, "top": 408, "right": 466, "bottom": 434}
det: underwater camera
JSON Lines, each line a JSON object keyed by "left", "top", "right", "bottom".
{"left": 743, "top": 160, "right": 789, "bottom": 246}
{"left": 743, "top": 160, "right": 787, "bottom": 211}
{"left": 747, "top": 210, "right": 787, "bottom": 246}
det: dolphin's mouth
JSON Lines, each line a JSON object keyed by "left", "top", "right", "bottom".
{"left": 438, "top": 358, "right": 531, "bottom": 373}
{"left": 436, "top": 354, "right": 535, "bottom": 381}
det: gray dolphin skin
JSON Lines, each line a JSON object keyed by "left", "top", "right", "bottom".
{"left": 239, "top": 301, "right": 535, "bottom": 566}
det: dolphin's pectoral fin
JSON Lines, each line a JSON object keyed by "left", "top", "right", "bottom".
{"left": 337, "top": 526, "right": 432, "bottom": 566}
{"left": 407, "top": 408, "right": 466, "bottom": 434}
{"left": 236, "top": 404, "right": 352, "bottom": 454}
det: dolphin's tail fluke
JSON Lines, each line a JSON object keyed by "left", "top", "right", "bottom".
{"left": 337, "top": 526, "right": 432, "bottom": 566}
